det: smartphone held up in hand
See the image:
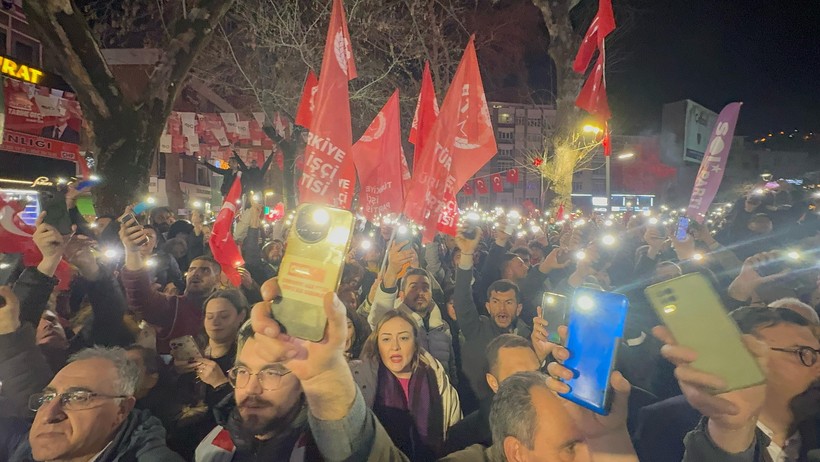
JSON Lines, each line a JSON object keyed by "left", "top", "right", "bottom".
{"left": 540, "top": 292, "right": 568, "bottom": 344}
{"left": 118, "top": 212, "right": 150, "bottom": 247}
{"left": 169, "top": 335, "right": 202, "bottom": 363}
{"left": 273, "top": 204, "right": 354, "bottom": 341}
{"left": 40, "top": 189, "right": 73, "bottom": 235}
{"left": 559, "top": 287, "right": 628, "bottom": 415}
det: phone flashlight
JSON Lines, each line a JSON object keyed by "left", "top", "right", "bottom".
{"left": 575, "top": 250, "right": 587, "bottom": 261}
{"left": 601, "top": 235, "right": 616, "bottom": 246}
{"left": 360, "top": 240, "right": 372, "bottom": 251}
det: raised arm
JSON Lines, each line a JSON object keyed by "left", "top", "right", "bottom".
{"left": 368, "top": 240, "right": 414, "bottom": 329}
{"left": 453, "top": 227, "right": 483, "bottom": 341}
{"left": 260, "top": 152, "right": 275, "bottom": 175}
{"left": 232, "top": 152, "right": 248, "bottom": 171}
{"left": 119, "top": 209, "right": 178, "bottom": 331}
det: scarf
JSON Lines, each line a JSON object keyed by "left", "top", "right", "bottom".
{"left": 374, "top": 360, "right": 444, "bottom": 461}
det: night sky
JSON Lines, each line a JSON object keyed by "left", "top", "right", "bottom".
{"left": 606, "top": 0, "right": 820, "bottom": 136}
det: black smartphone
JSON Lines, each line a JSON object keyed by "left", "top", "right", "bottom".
{"left": 540, "top": 292, "right": 568, "bottom": 344}
{"left": 118, "top": 212, "right": 150, "bottom": 246}
{"left": 40, "top": 189, "right": 73, "bottom": 235}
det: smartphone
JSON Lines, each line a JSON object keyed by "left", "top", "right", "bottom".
{"left": 169, "top": 335, "right": 202, "bottom": 362}
{"left": 505, "top": 211, "right": 521, "bottom": 236}
{"left": 0, "top": 253, "right": 23, "bottom": 286}
{"left": 540, "top": 292, "right": 568, "bottom": 344}
{"left": 674, "top": 217, "right": 690, "bottom": 241}
{"left": 559, "top": 287, "right": 628, "bottom": 415}
{"left": 273, "top": 204, "right": 354, "bottom": 341}
{"left": 40, "top": 189, "right": 73, "bottom": 235}
{"left": 395, "top": 224, "right": 413, "bottom": 252}
{"left": 644, "top": 273, "right": 765, "bottom": 393}
{"left": 118, "top": 212, "right": 150, "bottom": 246}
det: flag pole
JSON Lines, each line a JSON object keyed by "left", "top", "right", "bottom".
{"left": 378, "top": 214, "right": 402, "bottom": 276}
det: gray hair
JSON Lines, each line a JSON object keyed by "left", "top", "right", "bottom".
{"left": 489, "top": 371, "right": 546, "bottom": 459}
{"left": 769, "top": 298, "right": 820, "bottom": 325}
{"left": 69, "top": 346, "right": 140, "bottom": 396}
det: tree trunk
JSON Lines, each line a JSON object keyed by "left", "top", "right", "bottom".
{"left": 92, "top": 132, "right": 155, "bottom": 217}
{"left": 164, "top": 153, "right": 185, "bottom": 213}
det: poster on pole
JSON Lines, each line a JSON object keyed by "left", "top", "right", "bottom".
{"left": 686, "top": 102, "right": 742, "bottom": 223}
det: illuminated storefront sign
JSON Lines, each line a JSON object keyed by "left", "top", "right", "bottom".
{"left": 0, "top": 56, "right": 44, "bottom": 84}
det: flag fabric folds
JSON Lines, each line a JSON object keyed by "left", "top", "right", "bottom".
{"left": 402, "top": 36, "right": 497, "bottom": 242}
{"left": 298, "top": 0, "right": 358, "bottom": 209}
{"left": 294, "top": 69, "right": 319, "bottom": 129}
{"left": 491, "top": 173, "right": 504, "bottom": 192}
{"left": 351, "top": 90, "right": 405, "bottom": 222}
{"left": 209, "top": 174, "right": 245, "bottom": 286}
{"left": 506, "top": 168, "right": 519, "bottom": 184}
{"left": 409, "top": 61, "right": 440, "bottom": 177}
{"left": 574, "top": 0, "right": 616, "bottom": 121}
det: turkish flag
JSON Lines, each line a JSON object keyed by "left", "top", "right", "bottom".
{"left": 491, "top": 173, "right": 504, "bottom": 192}
{"left": 209, "top": 174, "right": 245, "bottom": 286}
{"left": 575, "top": 51, "right": 611, "bottom": 120}
{"left": 0, "top": 196, "right": 73, "bottom": 291}
{"left": 403, "top": 36, "right": 497, "bottom": 242}
{"left": 573, "top": 0, "right": 616, "bottom": 74}
{"left": 475, "top": 178, "right": 488, "bottom": 194}
{"left": 507, "top": 168, "right": 519, "bottom": 184}
{"left": 462, "top": 180, "right": 474, "bottom": 196}
{"left": 351, "top": 90, "right": 404, "bottom": 222}
{"left": 295, "top": 69, "right": 319, "bottom": 129}
{"left": 409, "top": 61, "right": 439, "bottom": 177}
{"left": 299, "top": 0, "right": 358, "bottom": 209}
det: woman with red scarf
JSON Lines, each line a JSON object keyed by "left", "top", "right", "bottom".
{"left": 349, "top": 310, "right": 462, "bottom": 461}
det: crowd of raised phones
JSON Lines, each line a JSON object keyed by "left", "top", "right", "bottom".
{"left": 0, "top": 179, "right": 819, "bottom": 462}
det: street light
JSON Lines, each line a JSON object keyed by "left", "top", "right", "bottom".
{"left": 582, "top": 124, "right": 602, "bottom": 135}
{"left": 617, "top": 152, "right": 635, "bottom": 160}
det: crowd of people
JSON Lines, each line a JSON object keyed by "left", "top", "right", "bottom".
{"left": 0, "top": 178, "right": 819, "bottom": 462}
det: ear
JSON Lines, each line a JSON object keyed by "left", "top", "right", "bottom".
{"left": 516, "top": 303, "right": 523, "bottom": 316}
{"left": 485, "top": 301, "right": 491, "bottom": 312}
{"left": 116, "top": 397, "right": 136, "bottom": 426}
{"left": 503, "top": 436, "right": 525, "bottom": 462}
{"left": 486, "top": 373, "right": 499, "bottom": 393}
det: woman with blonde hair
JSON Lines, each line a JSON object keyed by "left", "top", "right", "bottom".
{"left": 350, "top": 310, "right": 461, "bottom": 461}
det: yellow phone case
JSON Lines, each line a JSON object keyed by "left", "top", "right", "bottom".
{"left": 645, "top": 273, "right": 765, "bottom": 393}
{"left": 273, "top": 204, "right": 354, "bottom": 341}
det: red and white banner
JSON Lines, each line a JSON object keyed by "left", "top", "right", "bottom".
{"left": 462, "top": 180, "right": 474, "bottom": 196}
{"left": 506, "top": 168, "right": 519, "bottom": 184}
{"left": 209, "top": 174, "right": 245, "bottom": 286}
{"left": 475, "top": 177, "right": 488, "bottom": 195}
{"left": 295, "top": 69, "right": 319, "bottom": 129}
{"left": 409, "top": 61, "right": 439, "bottom": 177}
{"left": 299, "top": 0, "right": 358, "bottom": 209}
{"left": 403, "top": 36, "right": 497, "bottom": 242}
{"left": 491, "top": 173, "right": 504, "bottom": 192}
{"left": 351, "top": 90, "right": 404, "bottom": 222}
{"left": 2, "top": 78, "right": 82, "bottom": 162}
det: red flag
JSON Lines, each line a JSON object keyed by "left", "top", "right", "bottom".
{"left": 299, "top": 0, "right": 358, "bottom": 208}
{"left": 409, "top": 61, "right": 440, "bottom": 177}
{"left": 462, "top": 180, "right": 474, "bottom": 196}
{"left": 575, "top": 51, "right": 611, "bottom": 120}
{"left": 351, "top": 90, "right": 404, "bottom": 222}
{"left": 403, "top": 37, "right": 497, "bottom": 242}
{"left": 475, "top": 178, "right": 488, "bottom": 194}
{"left": 491, "top": 173, "right": 504, "bottom": 192}
{"left": 0, "top": 196, "right": 72, "bottom": 290}
{"left": 295, "top": 70, "right": 319, "bottom": 129}
{"left": 573, "top": 0, "right": 616, "bottom": 74}
{"left": 603, "top": 122, "right": 612, "bottom": 156}
{"left": 209, "top": 174, "right": 245, "bottom": 286}
{"left": 506, "top": 168, "right": 519, "bottom": 184}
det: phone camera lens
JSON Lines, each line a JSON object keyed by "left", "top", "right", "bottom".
{"left": 295, "top": 205, "right": 331, "bottom": 243}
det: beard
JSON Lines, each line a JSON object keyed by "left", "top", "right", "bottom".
{"left": 232, "top": 394, "right": 306, "bottom": 439}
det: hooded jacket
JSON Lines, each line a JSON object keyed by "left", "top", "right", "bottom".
{"left": 9, "top": 408, "right": 183, "bottom": 462}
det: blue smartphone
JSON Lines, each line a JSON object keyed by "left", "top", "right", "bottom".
{"left": 675, "top": 217, "right": 690, "bottom": 241}
{"left": 559, "top": 287, "right": 628, "bottom": 415}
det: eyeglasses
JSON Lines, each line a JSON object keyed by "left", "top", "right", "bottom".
{"left": 770, "top": 346, "right": 820, "bottom": 367}
{"left": 228, "top": 365, "right": 292, "bottom": 390}
{"left": 29, "top": 390, "right": 129, "bottom": 412}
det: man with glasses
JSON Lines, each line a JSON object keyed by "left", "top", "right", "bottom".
{"left": 636, "top": 306, "right": 820, "bottom": 462}
{"left": 5, "top": 346, "right": 182, "bottom": 462}
{"left": 195, "top": 321, "right": 323, "bottom": 461}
